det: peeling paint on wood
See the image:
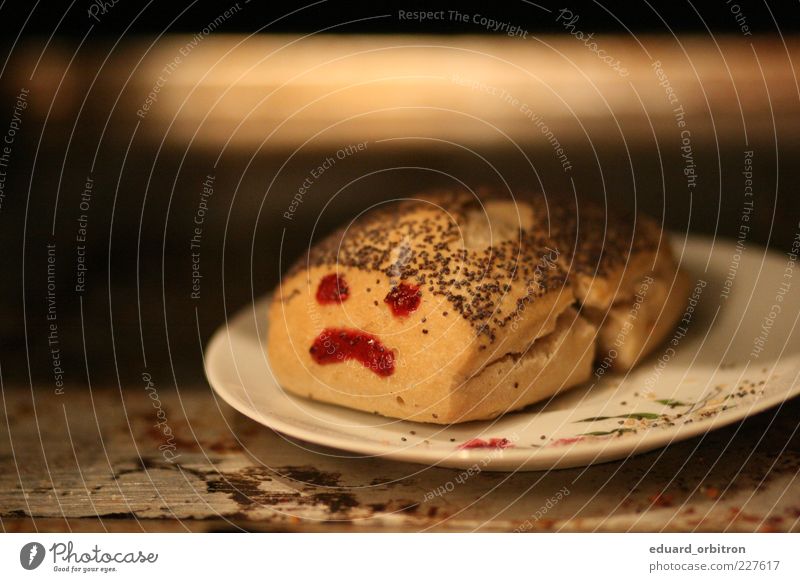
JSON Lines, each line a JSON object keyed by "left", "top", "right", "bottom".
{"left": 1, "top": 387, "right": 798, "bottom": 532}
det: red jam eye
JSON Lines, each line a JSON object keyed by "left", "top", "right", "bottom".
{"left": 316, "top": 273, "right": 349, "bottom": 304}
{"left": 384, "top": 282, "right": 421, "bottom": 317}
{"left": 309, "top": 328, "right": 395, "bottom": 377}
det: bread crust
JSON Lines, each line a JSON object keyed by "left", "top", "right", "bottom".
{"left": 586, "top": 261, "right": 692, "bottom": 371}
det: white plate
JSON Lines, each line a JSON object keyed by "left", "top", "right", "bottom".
{"left": 205, "top": 235, "right": 800, "bottom": 470}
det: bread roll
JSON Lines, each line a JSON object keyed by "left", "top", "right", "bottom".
{"left": 267, "top": 189, "right": 687, "bottom": 423}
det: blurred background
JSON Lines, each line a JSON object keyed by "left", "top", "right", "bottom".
{"left": 1, "top": 0, "right": 798, "bottom": 390}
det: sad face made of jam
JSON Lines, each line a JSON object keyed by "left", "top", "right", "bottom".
{"left": 309, "top": 274, "right": 421, "bottom": 377}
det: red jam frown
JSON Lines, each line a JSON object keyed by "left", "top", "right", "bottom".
{"left": 316, "top": 273, "right": 349, "bottom": 304}
{"left": 310, "top": 328, "right": 395, "bottom": 377}
{"left": 384, "top": 282, "right": 421, "bottom": 317}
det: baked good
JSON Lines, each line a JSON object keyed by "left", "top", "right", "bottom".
{"left": 267, "top": 189, "right": 688, "bottom": 423}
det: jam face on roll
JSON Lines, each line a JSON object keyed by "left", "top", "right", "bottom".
{"left": 268, "top": 189, "right": 687, "bottom": 424}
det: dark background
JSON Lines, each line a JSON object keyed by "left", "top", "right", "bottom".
{"left": 3, "top": 0, "right": 798, "bottom": 35}
{"left": 0, "top": 0, "right": 798, "bottom": 394}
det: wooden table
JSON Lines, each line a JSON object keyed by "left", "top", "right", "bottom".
{"left": 1, "top": 385, "right": 798, "bottom": 532}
